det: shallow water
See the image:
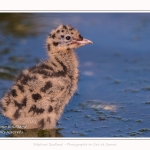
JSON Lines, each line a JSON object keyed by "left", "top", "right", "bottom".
{"left": 0, "top": 13, "right": 150, "bottom": 137}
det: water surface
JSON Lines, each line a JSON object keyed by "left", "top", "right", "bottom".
{"left": 0, "top": 13, "right": 150, "bottom": 137}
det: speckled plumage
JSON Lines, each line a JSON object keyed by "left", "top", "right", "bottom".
{"left": 1, "top": 24, "right": 92, "bottom": 129}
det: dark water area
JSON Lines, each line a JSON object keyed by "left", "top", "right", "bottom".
{"left": 0, "top": 13, "right": 150, "bottom": 137}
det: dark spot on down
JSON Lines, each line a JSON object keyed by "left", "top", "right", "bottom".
{"left": 11, "top": 89, "right": 17, "bottom": 97}
{"left": 29, "top": 89, "right": 33, "bottom": 92}
{"left": 61, "top": 30, "right": 64, "bottom": 32}
{"left": 63, "top": 25, "right": 67, "bottom": 29}
{"left": 55, "top": 57, "right": 67, "bottom": 74}
{"left": 14, "top": 97, "right": 27, "bottom": 109}
{"left": 53, "top": 42, "right": 59, "bottom": 46}
{"left": 79, "top": 34, "right": 83, "bottom": 40}
{"left": 38, "top": 119, "right": 45, "bottom": 129}
{"left": 48, "top": 105, "right": 53, "bottom": 113}
{"left": 41, "top": 57, "right": 67, "bottom": 78}
{"left": 69, "top": 27, "right": 74, "bottom": 31}
{"left": 41, "top": 81, "right": 52, "bottom": 93}
{"left": 31, "top": 64, "right": 53, "bottom": 76}
{"left": 2, "top": 106, "right": 6, "bottom": 112}
{"left": 33, "top": 58, "right": 67, "bottom": 78}
{"left": 51, "top": 62, "right": 57, "bottom": 67}
{"left": 57, "top": 30, "right": 60, "bottom": 33}
{"left": 13, "top": 97, "right": 27, "bottom": 119}
{"left": 35, "top": 70, "right": 50, "bottom": 77}
{"left": 14, "top": 109, "right": 20, "bottom": 119}
{"left": 17, "top": 73, "right": 37, "bottom": 85}
{"left": 52, "top": 34, "right": 55, "bottom": 39}
{"left": 17, "top": 84, "right": 24, "bottom": 93}
{"left": 32, "top": 93, "right": 42, "bottom": 102}
{"left": 28, "top": 105, "right": 45, "bottom": 115}
{"left": 5, "top": 97, "right": 11, "bottom": 106}
{"left": 61, "top": 35, "right": 64, "bottom": 38}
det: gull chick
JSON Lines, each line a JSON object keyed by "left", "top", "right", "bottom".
{"left": 1, "top": 24, "right": 92, "bottom": 129}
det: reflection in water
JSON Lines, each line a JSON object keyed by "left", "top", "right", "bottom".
{"left": 13, "top": 129, "right": 63, "bottom": 137}
{"left": 0, "top": 13, "right": 38, "bottom": 38}
{"left": 5, "top": 128, "right": 63, "bottom": 137}
{"left": 0, "top": 13, "right": 40, "bottom": 80}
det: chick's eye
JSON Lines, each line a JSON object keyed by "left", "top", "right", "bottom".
{"left": 66, "top": 36, "right": 71, "bottom": 40}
